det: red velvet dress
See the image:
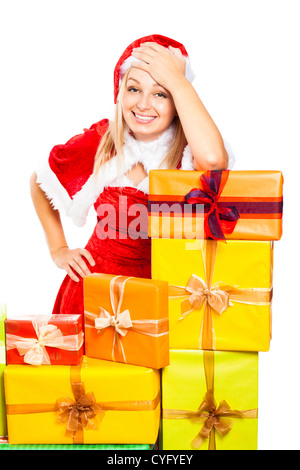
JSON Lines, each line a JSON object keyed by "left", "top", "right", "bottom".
{"left": 36, "top": 119, "right": 195, "bottom": 319}
{"left": 52, "top": 186, "right": 151, "bottom": 317}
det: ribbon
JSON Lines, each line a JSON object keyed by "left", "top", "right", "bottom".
{"left": 163, "top": 351, "right": 258, "bottom": 450}
{"left": 56, "top": 365, "right": 105, "bottom": 443}
{"left": 6, "top": 316, "right": 84, "bottom": 365}
{"left": 168, "top": 239, "right": 272, "bottom": 349}
{"left": 6, "top": 358, "right": 161, "bottom": 444}
{"left": 84, "top": 275, "right": 169, "bottom": 363}
{"left": 185, "top": 170, "right": 240, "bottom": 241}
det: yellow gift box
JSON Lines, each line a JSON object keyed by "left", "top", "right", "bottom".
{"left": 152, "top": 238, "right": 273, "bottom": 351}
{"left": 4, "top": 356, "right": 160, "bottom": 444}
{"left": 162, "top": 350, "right": 258, "bottom": 450}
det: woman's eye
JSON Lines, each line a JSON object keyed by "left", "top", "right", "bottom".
{"left": 155, "top": 92, "right": 167, "bottom": 98}
{"left": 128, "top": 87, "right": 139, "bottom": 93}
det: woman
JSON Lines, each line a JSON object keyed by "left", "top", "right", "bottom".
{"left": 30, "top": 34, "right": 232, "bottom": 317}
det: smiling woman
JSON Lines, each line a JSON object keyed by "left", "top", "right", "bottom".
{"left": 30, "top": 34, "right": 234, "bottom": 319}
{"left": 121, "top": 69, "right": 177, "bottom": 143}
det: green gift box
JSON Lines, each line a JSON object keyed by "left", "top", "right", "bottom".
{"left": 162, "top": 350, "right": 258, "bottom": 450}
{"left": 0, "top": 438, "right": 153, "bottom": 450}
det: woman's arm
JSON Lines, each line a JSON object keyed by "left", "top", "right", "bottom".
{"left": 30, "top": 172, "right": 95, "bottom": 282}
{"left": 132, "top": 42, "right": 228, "bottom": 170}
{"left": 166, "top": 75, "right": 228, "bottom": 170}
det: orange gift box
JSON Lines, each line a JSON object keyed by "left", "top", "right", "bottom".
{"left": 148, "top": 170, "right": 283, "bottom": 240}
{"left": 84, "top": 274, "right": 169, "bottom": 369}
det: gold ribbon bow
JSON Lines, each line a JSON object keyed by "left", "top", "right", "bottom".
{"left": 180, "top": 275, "right": 233, "bottom": 317}
{"left": 169, "top": 240, "right": 272, "bottom": 349}
{"left": 85, "top": 275, "right": 169, "bottom": 363}
{"left": 6, "top": 316, "right": 84, "bottom": 365}
{"left": 163, "top": 351, "right": 258, "bottom": 450}
{"left": 56, "top": 367, "right": 104, "bottom": 441}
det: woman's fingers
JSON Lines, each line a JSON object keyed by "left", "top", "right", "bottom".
{"left": 53, "top": 247, "right": 96, "bottom": 282}
{"left": 71, "top": 256, "right": 91, "bottom": 278}
{"left": 168, "top": 46, "right": 184, "bottom": 58}
{"left": 79, "top": 248, "right": 96, "bottom": 267}
{"left": 65, "top": 265, "right": 80, "bottom": 283}
{"left": 138, "top": 42, "right": 166, "bottom": 53}
{"left": 132, "top": 50, "right": 152, "bottom": 65}
{"left": 131, "top": 42, "right": 186, "bottom": 89}
{"left": 70, "top": 248, "right": 96, "bottom": 279}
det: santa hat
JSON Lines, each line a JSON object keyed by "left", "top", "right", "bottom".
{"left": 113, "top": 34, "right": 195, "bottom": 103}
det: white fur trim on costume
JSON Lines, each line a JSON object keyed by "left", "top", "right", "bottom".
{"left": 35, "top": 150, "right": 100, "bottom": 227}
{"left": 35, "top": 124, "right": 177, "bottom": 227}
{"left": 224, "top": 139, "right": 236, "bottom": 169}
{"left": 180, "top": 145, "right": 195, "bottom": 170}
{"left": 36, "top": 124, "right": 235, "bottom": 227}
{"left": 35, "top": 159, "right": 74, "bottom": 220}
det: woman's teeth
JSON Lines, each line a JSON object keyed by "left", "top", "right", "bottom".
{"left": 133, "top": 112, "right": 156, "bottom": 121}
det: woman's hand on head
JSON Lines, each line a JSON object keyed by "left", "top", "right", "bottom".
{"left": 52, "top": 246, "right": 96, "bottom": 282}
{"left": 131, "top": 42, "right": 186, "bottom": 90}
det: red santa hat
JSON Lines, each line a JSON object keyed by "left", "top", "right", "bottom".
{"left": 113, "top": 34, "right": 195, "bottom": 103}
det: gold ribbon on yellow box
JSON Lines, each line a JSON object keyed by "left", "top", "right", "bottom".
{"left": 167, "top": 239, "right": 273, "bottom": 350}
{"left": 5, "top": 357, "right": 161, "bottom": 444}
{"left": 163, "top": 351, "right": 258, "bottom": 450}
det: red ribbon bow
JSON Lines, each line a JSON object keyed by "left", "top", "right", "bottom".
{"left": 185, "top": 170, "right": 240, "bottom": 241}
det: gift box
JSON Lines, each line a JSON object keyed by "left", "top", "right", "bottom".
{"left": 4, "top": 356, "right": 161, "bottom": 444}
{"left": 148, "top": 169, "right": 283, "bottom": 241}
{"left": 152, "top": 238, "right": 273, "bottom": 351}
{"left": 0, "top": 304, "right": 7, "bottom": 437}
{"left": 0, "top": 437, "right": 153, "bottom": 450}
{"left": 162, "top": 350, "right": 258, "bottom": 450}
{"left": 84, "top": 274, "right": 169, "bottom": 369}
{"left": 5, "top": 314, "right": 84, "bottom": 365}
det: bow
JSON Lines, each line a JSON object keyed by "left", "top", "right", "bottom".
{"left": 191, "top": 391, "right": 255, "bottom": 449}
{"left": 56, "top": 382, "right": 104, "bottom": 439}
{"left": 93, "top": 276, "right": 133, "bottom": 361}
{"left": 95, "top": 308, "right": 133, "bottom": 337}
{"left": 185, "top": 170, "right": 240, "bottom": 241}
{"left": 180, "top": 275, "right": 233, "bottom": 319}
{"left": 6, "top": 318, "right": 83, "bottom": 365}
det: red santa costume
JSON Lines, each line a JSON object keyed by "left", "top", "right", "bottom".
{"left": 35, "top": 35, "right": 234, "bottom": 318}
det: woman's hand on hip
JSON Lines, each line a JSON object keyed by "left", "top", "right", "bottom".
{"left": 52, "top": 246, "right": 96, "bottom": 282}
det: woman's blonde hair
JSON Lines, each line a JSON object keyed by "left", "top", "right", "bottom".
{"left": 93, "top": 68, "right": 187, "bottom": 175}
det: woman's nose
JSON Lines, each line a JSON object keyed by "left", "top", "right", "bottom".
{"left": 137, "top": 93, "right": 151, "bottom": 111}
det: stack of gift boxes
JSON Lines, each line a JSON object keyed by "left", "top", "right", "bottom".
{"left": 149, "top": 169, "right": 283, "bottom": 450}
{"left": 0, "top": 169, "right": 283, "bottom": 450}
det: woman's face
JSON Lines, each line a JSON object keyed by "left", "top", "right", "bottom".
{"left": 121, "top": 67, "right": 177, "bottom": 142}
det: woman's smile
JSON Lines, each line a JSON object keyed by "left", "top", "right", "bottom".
{"left": 121, "top": 68, "right": 176, "bottom": 142}
{"left": 131, "top": 111, "right": 158, "bottom": 123}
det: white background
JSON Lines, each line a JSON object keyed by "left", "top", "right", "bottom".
{"left": 0, "top": 0, "right": 299, "bottom": 450}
